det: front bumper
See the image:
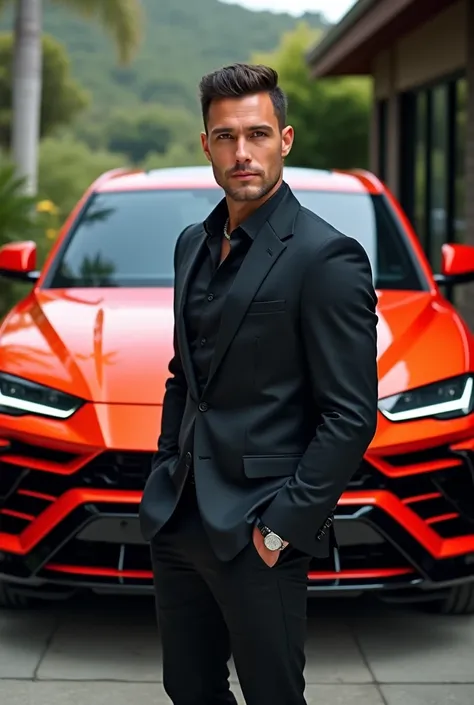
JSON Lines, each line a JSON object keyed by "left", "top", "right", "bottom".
{"left": 1, "top": 432, "right": 474, "bottom": 597}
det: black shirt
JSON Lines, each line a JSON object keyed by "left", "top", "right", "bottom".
{"left": 184, "top": 181, "right": 289, "bottom": 395}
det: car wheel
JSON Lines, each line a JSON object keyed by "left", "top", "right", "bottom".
{"left": 0, "top": 580, "right": 33, "bottom": 609}
{"left": 425, "top": 584, "right": 474, "bottom": 615}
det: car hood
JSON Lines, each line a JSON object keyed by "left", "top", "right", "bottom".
{"left": 376, "top": 289, "right": 471, "bottom": 399}
{"left": 0, "top": 288, "right": 471, "bottom": 404}
{"left": 0, "top": 289, "right": 175, "bottom": 404}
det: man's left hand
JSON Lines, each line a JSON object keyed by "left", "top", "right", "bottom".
{"left": 252, "top": 526, "right": 288, "bottom": 567}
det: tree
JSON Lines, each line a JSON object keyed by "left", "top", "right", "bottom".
{"left": 142, "top": 143, "right": 207, "bottom": 171}
{"left": 37, "top": 135, "right": 126, "bottom": 220}
{"left": 104, "top": 104, "right": 202, "bottom": 164}
{"left": 0, "top": 0, "right": 142, "bottom": 195}
{"left": 0, "top": 160, "right": 37, "bottom": 245}
{"left": 0, "top": 32, "right": 89, "bottom": 149}
{"left": 0, "top": 159, "right": 41, "bottom": 315}
{"left": 252, "top": 23, "right": 372, "bottom": 170}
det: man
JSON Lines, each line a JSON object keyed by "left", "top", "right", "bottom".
{"left": 139, "top": 63, "right": 378, "bottom": 705}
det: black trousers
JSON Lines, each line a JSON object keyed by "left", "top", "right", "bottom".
{"left": 150, "top": 479, "right": 312, "bottom": 705}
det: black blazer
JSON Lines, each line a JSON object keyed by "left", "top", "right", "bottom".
{"left": 139, "top": 186, "right": 378, "bottom": 561}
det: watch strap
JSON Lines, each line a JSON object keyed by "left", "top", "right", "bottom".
{"left": 256, "top": 518, "right": 271, "bottom": 537}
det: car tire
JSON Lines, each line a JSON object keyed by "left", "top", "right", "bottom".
{"left": 425, "top": 584, "right": 474, "bottom": 615}
{"left": 0, "top": 580, "right": 32, "bottom": 609}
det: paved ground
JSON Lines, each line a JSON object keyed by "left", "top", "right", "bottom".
{"left": 0, "top": 593, "right": 473, "bottom": 704}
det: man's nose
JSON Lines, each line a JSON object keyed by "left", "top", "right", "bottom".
{"left": 235, "top": 137, "right": 251, "bottom": 163}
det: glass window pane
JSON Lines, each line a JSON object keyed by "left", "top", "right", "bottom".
{"left": 429, "top": 85, "right": 449, "bottom": 271}
{"left": 378, "top": 99, "right": 387, "bottom": 181}
{"left": 414, "top": 92, "right": 427, "bottom": 249}
{"left": 454, "top": 78, "right": 467, "bottom": 242}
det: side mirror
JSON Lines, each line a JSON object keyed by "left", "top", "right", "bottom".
{"left": 0, "top": 241, "right": 40, "bottom": 282}
{"left": 433, "top": 243, "right": 474, "bottom": 286}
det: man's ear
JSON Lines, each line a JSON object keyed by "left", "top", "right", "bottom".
{"left": 281, "top": 125, "right": 294, "bottom": 158}
{"left": 201, "top": 132, "right": 211, "bottom": 162}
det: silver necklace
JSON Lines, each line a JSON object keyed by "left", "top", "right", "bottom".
{"left": 224, "top": 218, "right": 231, "bottom": 241}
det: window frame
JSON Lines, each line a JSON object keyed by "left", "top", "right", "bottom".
{"left": 399, "top": 70, "right": 466, "bottom": 273}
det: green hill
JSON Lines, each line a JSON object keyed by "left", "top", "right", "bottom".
{"left": 0, "top": 0, "right": 330, "bottom": 113}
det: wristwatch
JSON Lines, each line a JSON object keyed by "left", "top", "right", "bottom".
{"left": 256, "top": 518, "right": 286, "bottom": 551}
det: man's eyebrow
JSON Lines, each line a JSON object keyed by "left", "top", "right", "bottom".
{"left": 210, "top": 126, "right": 233, "bottom": 135}
{"left": 210, "top": 124, "right": 274, "bottom": 135}
{"left": 248, "top": 124, "right": 274, "bottom": 132}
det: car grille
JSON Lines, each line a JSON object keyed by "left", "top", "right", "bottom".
{"left": 1, "top": 438, "right": 474, "bottom": 548}
{"left": 0, "top": 441, "right": 153, "bottom": 536}
{"left": 375, "top": 446, "right": 474, "bottom": 539}
{"left": 38, "top": 518, "right": 417, "bottom": 589}
{"left": 0, "top": 440, "right": 80, "bottom": 535}
{"left": 81, "top": 452, "right": 154, "bottom": 489}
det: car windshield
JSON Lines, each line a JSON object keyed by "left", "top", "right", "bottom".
{"left": 45, "top": 187, "right": 425, "bottom": 290}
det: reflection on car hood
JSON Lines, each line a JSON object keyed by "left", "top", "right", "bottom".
{"left": 376, "top": 290, "right": 471, "bottom": 398}
{"left": 0, "top": 289, "right": 175, "bottom": 404}
{"left": 0, "top": 288, "right": 470, "bottom": 404}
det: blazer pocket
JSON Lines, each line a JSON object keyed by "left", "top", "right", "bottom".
{"left": 242, "top": 454, "right": 302, "bottom": 478}
{"left": 247, "top": 299, "right": 286, "bottom": 315}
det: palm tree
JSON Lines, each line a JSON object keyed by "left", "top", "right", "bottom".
{"left": 1, "top": 0, "right": 142, "bottom": 196}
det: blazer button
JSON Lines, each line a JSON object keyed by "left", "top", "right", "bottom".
{"left": 185, "top": 452, "right": 192, "bottom": 466}
{"left": 198, "top": 402, "right": 209, "bottom": 412}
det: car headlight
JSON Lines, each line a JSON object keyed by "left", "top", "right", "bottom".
{"left": 0, "top": 373, "right": 84, "bottom": 419}
{"left": 378, "top": 374, "right": 474, "bottom": 422}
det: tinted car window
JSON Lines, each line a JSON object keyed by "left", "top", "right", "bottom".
{"left": 46, "top": 188, "right": 425, "bottom": 290}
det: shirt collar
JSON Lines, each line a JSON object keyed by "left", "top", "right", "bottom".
{"left": 205, "top": 181, "right": 289, "bottom": 241}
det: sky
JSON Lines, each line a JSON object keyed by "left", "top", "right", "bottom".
{"left": 220, "top": 0, "right": 356, "bottom": 23}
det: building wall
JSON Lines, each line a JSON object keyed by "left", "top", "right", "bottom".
{"left": 371, "top": 49, "right": 399, "bottom": 194}
{"left": 369, "top": 0, "right": 474, "bottom": 327}
{"left": 373, "top": 50, "right": 392, "bottom": 100}
{"left": 370, "top": 0, "right": 467, "bottom": 198}
{"left": 372, "top": 0, "right": 466, "bottom": 99}
{"left": 395, "top": 0, "right": 466, "bottom": 92}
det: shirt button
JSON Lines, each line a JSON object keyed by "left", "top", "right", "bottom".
{"left": 207, "top": 294, "right": 214, "bottom": 301}
{"left": 199, "top": 402, "right": 209, "bottom": 412}
{"left": 200, "top": 338, "right": 207, "bottom": 346}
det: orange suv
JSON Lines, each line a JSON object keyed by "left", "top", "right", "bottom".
{"left": 1, "top": 166, "right": 474, "bottom": 614}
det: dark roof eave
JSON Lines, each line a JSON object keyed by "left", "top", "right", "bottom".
{"left": 305, "top": 0, "right": 378, "bottom": 66}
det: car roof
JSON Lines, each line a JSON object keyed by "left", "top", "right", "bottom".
{"left": 96, "top": 165, "right": 384, "bottom": 195}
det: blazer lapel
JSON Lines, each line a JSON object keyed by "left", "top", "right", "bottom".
{"left": 175, "top": 227, "right": 208, "bottom": 402}
{"left": 204, "top": 222, "right": 287, "bottom": 392}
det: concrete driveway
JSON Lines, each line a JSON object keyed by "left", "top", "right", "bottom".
{"left": 0, "top": 594, "right": 473, "bottom": 704}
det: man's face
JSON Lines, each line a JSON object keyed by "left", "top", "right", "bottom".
{"left": 200, "top": 92, "right": 294, "bottom": 202}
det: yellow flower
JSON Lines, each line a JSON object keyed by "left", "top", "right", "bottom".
{"left": 46, "top": 228, "right": 57, "bottom": 240}
{"left": 37, "top": 200, "right": 59, "bottom": 215}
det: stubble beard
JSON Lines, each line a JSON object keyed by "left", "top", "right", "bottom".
{"left": 212, "top": 161, "right": 283, "bottom": 203}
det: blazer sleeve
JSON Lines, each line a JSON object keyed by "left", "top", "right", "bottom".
{"left": 260, "top": 234, "right": 379, "bottom": 547}
{"left": 151, "top": 227, "right": 190, "bottom": 472}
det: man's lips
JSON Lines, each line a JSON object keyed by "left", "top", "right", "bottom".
{"left": 231, "top": 172, "right": 259, "bottom": 180}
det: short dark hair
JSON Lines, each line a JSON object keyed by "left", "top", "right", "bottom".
{"left": 199, "top": 63, "right": 288, "bottom": 132}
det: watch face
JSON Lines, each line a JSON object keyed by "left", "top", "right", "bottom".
{"left": 264, "top": 533, "right": 283, "bottom": 551}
